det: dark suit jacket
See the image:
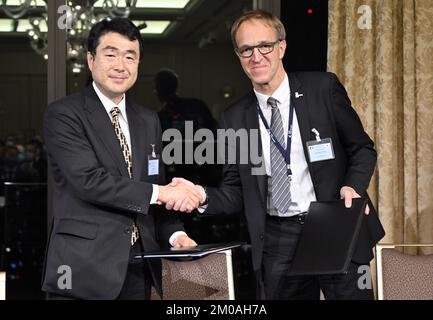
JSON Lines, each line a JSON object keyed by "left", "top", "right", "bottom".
{"left": 41, "top": 85, "right": 183, "bottom": 299}
{"left": 206, "top": 72, "right": 385, "bottom": 272}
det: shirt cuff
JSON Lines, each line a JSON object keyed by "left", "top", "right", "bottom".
{"left": 150, "top": 184, "right": 159, "bottom": 204}
{"left": 197, "top": 204, "right": 208, "bottom": 213}
{"left": 169, "top": 231, "right": 188, "bottom": 246}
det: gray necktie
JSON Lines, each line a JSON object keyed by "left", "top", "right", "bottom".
{"left": 268, "top": 97, "right": 291, "bottom": 213}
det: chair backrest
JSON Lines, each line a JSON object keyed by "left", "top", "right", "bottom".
{"left": 151, "top": 249, "right": 235, "bottom": 300}
{"left": 0, "top": 272, "right": 5, "bottom": 300}
{"left": 376, "top": 244, "right": 433, "bottom": 300}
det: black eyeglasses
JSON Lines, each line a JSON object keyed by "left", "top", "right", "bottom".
{"left": 235, "top": 40, "right": 281, "bottom": 58}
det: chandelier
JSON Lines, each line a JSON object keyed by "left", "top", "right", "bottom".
{"left": 0, "top": 0, "right": 140, "bottom": 73}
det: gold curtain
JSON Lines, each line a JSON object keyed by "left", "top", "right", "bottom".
{"left": 328, "top": 0, "right": 433, "bottom": 254}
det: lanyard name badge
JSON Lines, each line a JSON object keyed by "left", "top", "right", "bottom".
{"left": 257, "top": 97, "right": 294, "bottom": 180}
{"left": 148, "top": 144, "right": 159, "bottom": 176}
{"left": 306, "top": 128, "right": 335, "bottom": 162}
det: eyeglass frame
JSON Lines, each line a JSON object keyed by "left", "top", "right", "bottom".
{"left": 234, "top": 40, "right": 283, "bottom": 58}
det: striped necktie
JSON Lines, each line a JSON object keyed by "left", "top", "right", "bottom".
{"left": 268, "top": 97, "right": 291, "bottom": 214}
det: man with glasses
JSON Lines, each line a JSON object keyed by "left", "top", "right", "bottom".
{"left": 169, "top": 9, "right": 384, "bottom": 299}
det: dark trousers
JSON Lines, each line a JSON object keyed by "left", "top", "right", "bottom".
{"left": 46, "top": 241, "right": 151, "bottom": 300}
{"left": 116, "top": 241, "right": 152, "bottom": 300}
{"left": 262, "top": 215, "right": 374, "bottom": 300}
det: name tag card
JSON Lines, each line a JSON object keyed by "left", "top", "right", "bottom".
{"left": 148, "top": 144, "right": 159, "bottom": 176}
{"left": 306, "top": 138, "right": 335, "bottom": 162}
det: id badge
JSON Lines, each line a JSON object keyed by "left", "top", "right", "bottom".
{"left": 306, "top": 138, "right": 335, "bottom": 163}
{"left": 148, "top": 144, "right": 159, "bottom": 176}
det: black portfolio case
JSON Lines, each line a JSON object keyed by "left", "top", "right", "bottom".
{"left": 289, "top": 198, "right": 367, "bottom": 275}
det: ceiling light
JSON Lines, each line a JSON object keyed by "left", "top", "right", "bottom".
{"left": 17, "top": 18, "right": 47, "bottom": 32}
{"left": 135, "top": 0, "right": 191, "bottom": 9}
{"left": 94, "top": 0, "right": 191, "bottom": 9}
{"left": 4, "top": 0, "right": 45, "bottom": 6}
{"left": 0, "top": 19, "right": 13, "bottom": 32}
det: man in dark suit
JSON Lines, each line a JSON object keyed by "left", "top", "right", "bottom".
{"left": 169, "top": 10, "right": 385, "bottom": 299}
{"left": 155, "top": 69, "right": 220, "bottom": 186}
{"left": 155, "top": 69, "right": 217, "bottom": 135}
{"left": 41, "top": 18, "right": 202, "bottom": 300}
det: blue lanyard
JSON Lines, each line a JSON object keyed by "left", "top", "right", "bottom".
{"left": 256, "top": 97, "right": 294, "bottom": 176}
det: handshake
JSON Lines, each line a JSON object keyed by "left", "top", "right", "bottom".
{"left": 157, "top": 178, "right": 206, "bottom": 213}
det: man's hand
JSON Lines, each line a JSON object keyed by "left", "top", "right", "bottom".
{"left": 164, "top": 178, "right": 206, "bottom": 212}
{"left": 157, "top": 182, "right": 203, "bottom": 213}
{"left": 172, "top": 234, "right": 198, "bottom": 248}
{"left": 340, "top": 186, "right": 370, "bottom": 215}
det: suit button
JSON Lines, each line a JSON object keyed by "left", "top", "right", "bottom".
{"left": 259, "top": 234, "right": 264, "bottom": 240}
{"left": 124, "top": 228, "right": 131, "bottom": 234}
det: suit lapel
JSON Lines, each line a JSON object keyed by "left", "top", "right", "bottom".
{"left": 126, "top": 99, "right": 145, "bottom": 181}
{"left": 83, "top": 86, "right": 130, "bottom": 177}
{"left": 288, "top": 73, "right": 315, "bottom": 177}
{"left": 244, "top": 93, "right": 267, "bottom": 207}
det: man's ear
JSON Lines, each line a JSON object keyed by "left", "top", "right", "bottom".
{"left": 278, "top": 40, "right": 287, "bottom": 59}
{"left": 87, "top": 52, "right": 94, "bottom": 72}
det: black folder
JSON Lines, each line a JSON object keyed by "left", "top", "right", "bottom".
{"left": 288, "top": 198, "right": 367, "bottom": 275}
{"left": 133, "top": 242, "right": 245, "bottom": 260}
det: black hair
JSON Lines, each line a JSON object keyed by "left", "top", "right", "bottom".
{"left": 87, "top": 18, "right": 144, "bottom": 61}
{"left": 154, "top": 69, "right": 178, "bottom": 97}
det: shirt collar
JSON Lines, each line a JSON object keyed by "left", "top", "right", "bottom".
{"left": 92, "top": 81, "right": 127, "bottom": 122}
{"left": 254, "top": 73, "right": 291, "bottom": 110}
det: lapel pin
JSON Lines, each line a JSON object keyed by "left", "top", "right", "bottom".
{"left": 295, "top": 92, "right": 304, "bottom": 98}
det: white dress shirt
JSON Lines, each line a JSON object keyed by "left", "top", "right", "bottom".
{"left": 254, "top": 74, "right": 317, "bottom": 214}
{"left": 93, "top": 83, "right": 131, "bottom": 153}
{"left": 93, "top": 82, "right": 185, "bottom": 244}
